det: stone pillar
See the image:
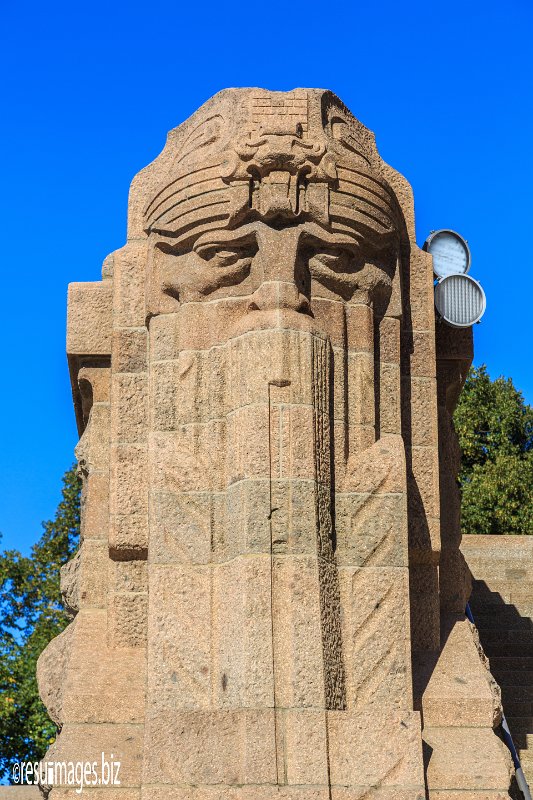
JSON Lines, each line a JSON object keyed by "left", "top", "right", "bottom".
{"left": 37, "top": 88, "right": 515, "bottom": 800}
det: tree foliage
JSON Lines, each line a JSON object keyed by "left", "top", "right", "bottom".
{"left": 454, "top": 365, "right": 533, "bottom": 535}
{"left": 0, "top": 466, "right": 80, "bottom": 782}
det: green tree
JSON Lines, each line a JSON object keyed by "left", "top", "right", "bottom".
{"left": 0, "top": 466, "right": 80, "bottom": 782}
{"left": 454, "top": 365, "right": 533, "bottom": 535}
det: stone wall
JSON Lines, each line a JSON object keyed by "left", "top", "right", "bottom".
{"left": 462, "top": 534, "right": 533, "bottom": 786}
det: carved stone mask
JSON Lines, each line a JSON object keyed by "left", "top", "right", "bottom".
{"left": 144, "top": 89, "right": 402, "bottom": 340}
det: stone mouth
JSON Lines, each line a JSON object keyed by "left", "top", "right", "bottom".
{"left": 228, "top": 307, "right": 320, "bottom": 337}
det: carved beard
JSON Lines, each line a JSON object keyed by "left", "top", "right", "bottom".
{"left": 148, "top": 317, "right": 345, "bottom": 713}
{"left": 224, "top": 325, "right": 346, "bottom": 712}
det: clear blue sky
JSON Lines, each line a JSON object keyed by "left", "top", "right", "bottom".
{"left": 0, "top": 0, "right": 531, "bottom": 555}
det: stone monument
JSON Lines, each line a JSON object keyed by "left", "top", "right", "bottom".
{"left": 38, "top": 89, "right": 516, "bottom": 799}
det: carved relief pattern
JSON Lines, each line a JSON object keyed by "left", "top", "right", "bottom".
{"left": 312, "top": 335, "right": 346, "bottom": 710}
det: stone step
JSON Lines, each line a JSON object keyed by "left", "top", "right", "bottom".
{"left": 483, "top": 642, "right": 533, "bottom": 658}
{"left": 490, "top": 670, "right": 533, "bottom": 686}
{"left": 472, "top": 612, "right": 533, "bottom": 630}
{"left": 502, "top": 700, "right": 533, "bottom": 717}
{"left": 471, "top": 598, "right": 533, "bottom": 610}
{"left": 476, "top": 629, "right": 533, "bottom": 645}
{"left": 507, "top": 716, "right": 533, "bottom": 734}
{"left": 470, "top": 600, "right": 515, "bottom": 614}
{"left": 502, "top": 686, "right": 533, "bottom": 702}
{"left": 514, "top": 732, "right": 533, "bottom": 758}
{"left": 490, "top": 656, "right": 533, "bottom": 671}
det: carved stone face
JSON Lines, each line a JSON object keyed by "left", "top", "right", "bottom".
{"left": 145, "top": 89, "right": 401, "bottom": 342}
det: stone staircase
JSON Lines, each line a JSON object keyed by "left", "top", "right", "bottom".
{"left": 462, "top": 535, "right": 533, "bottom": 788}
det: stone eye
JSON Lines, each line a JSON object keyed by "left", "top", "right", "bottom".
{"left": 309, "top": 250, "right": 353, "bottom": 273}
{"left": 208, "top": 249, "right": 249, "bottom": 268}
{"left": 194, "top": 239, "right": 258, "bottom": 267}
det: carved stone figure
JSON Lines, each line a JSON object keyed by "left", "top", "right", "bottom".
{"left": 37, "top": 89, "right": 515, "bottom": 800}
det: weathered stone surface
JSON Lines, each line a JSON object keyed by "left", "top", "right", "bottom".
{"left": 0, "top": 789, "right": 41, "bottom": 800}
{"left": 424, "top": 728, "right": 513, "bottom": 791}
{"left": 44, "top": 723, "right": 143, "bottom": 788}
{"left": 419, "top": 615, "right": 502, "bottom": 728}
{"left": 327, "top": 709, "right": 425, "bottom": 789}
{"left": 67, "top": 281, "right": 112, "bottom": 356}
{"left": 36, "top": 88, "right": 513, "bottom": 800}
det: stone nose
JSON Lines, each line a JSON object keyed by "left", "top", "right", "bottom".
{"left": 247, "top": 281, "right": 310, "bottom": 315}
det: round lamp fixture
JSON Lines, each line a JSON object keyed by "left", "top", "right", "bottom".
{"left": 434, "top": 274, "right": 486, "bottom": 328}
{"left": 424, "top": 229, "right": 471, "bottom": 279}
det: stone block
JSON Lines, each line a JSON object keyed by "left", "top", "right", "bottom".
{"left": 78, "top": 404, "right": 111, "bottom": 474}
{"left": 408, "top": 250, "right": 434, "bottom": 332}
{"left": 110, "top": 593, "right": 148, "bottom": 648}
{"left": 148, "top": 313, "right": 180, "bottom": 362}
{"left": 109, "top": 514, "right": 148, "bottom": 557}
{"left": 59, "top": 611, "right": 146, "bottom": 724}
{"left": 379, "top": 361, "right": 401, "bottom": 434}
{"left": 150, "top": 351, "right": 227, "bottom": 429}
{"left": 146, "top": 564, "right": 212, "bottom": 709}
{"left": 379, "top": 315, "right": 400, "bottom": 364}
{"left": 50, "top": 792, "right": 139, "bottom": 800}
{"left": 226, "top": 403, "right": 271, "bottom": 482}
{"left": 404, "top": 377, "right": 438, "bottom": 447}
{"left": 346, "top": 303, "right": 374, "bottom": 353}
{"left": 37, "top": 622, "right": 75, "bottom": 726}
{"left": 227, "top": 328, "right": 317, "bottom": 408}
{"left": 141, "top": 790, "right": 329, "bottom": 800}
{"left": 111, "top": 374, "right": 148, "bottom": 443}
{"left": 142, "top": 710, "right": 277, "bottom": 785}
{"left": 421, "top": 616, "right": 501, "bottom": 728}
{"left": 175, "top": 298, "right": 248, "bottom": 352}
{"left": 271, "top": 554, "right": 327, "bottom": 708}
{"left": 282, "top": 709, "right": 329, "bottom": 785}
{"left": 407, "top": 330, "right": 437, "bottom": 378}
{"left": 345, "top": 352, "right": 375, "bottom": 426}
{"left": 67, "top": 281, "right": 112, "bottom": 357}
{"left": 410, "top": 445, "right": 440, "bottom": 520}
{"left": 45, "top": 723, "right": 143, "bottom": 788}
{"left": 110, "top": 445, "right": 148, "bottom": 517}
{"left": 222, "top": 478, "right": 319, "bottom": 559}
{"left": 268, "top": 403, "right": 317, "bottom": 480}
{"left": 436, "top": 323, "right": 473, "bottom": 361}
{"left": 223, "top": 480, "right": 271, "bottom": 556}
{"left": 112, "top": 328, "right": 147, "bottom": 373}
{"left": 150, "top": 489, "right": 214, "bottom": 564}
{"left": 211, "top": 555, "right": 274, "bottom": 708}
{"left": 410, "top": 562, "right": 441, "bottom": 652}
{"left": 335, "top": 492, "right": 407, "bottom": 568}
{"left": 0, "top": 790, "right": 41, "bottom": 800}
{"left": 408, "top": 513, "right": 441, "bottom": 561}
{"left": 149, "top": 425, "right": 225, "bottom": 493}
{"left": 343, "top": 434, "right": 406, "bottom": 494}
{"left": 114, "top": 244, "right": 148, "bottom": 329}
{"left": 304, "top": 297, "right": 345, "bottom": 349}
{"left": 112, "top": 560, "right": 148, "bottom": 593}
{"left": 73, "top": 539, "right": 108, "bottom": 609}
{"left": 424, "top": 727, "right": 513, "bottom": 792}
{"left": 81, "top": 472, "right": 109, "bottom": 540}
{"left": 60, "top": 550, "right": 81, "bottom": 615}
{"left": 338, "top": 566, "right": 412, "bottom": 709}
{"left": 327, "top": 709, "right": 424, "bottom": 789}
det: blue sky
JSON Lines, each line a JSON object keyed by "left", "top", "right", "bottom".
{"left": 0, "top": 0, "right": 531, "bottom": 554}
